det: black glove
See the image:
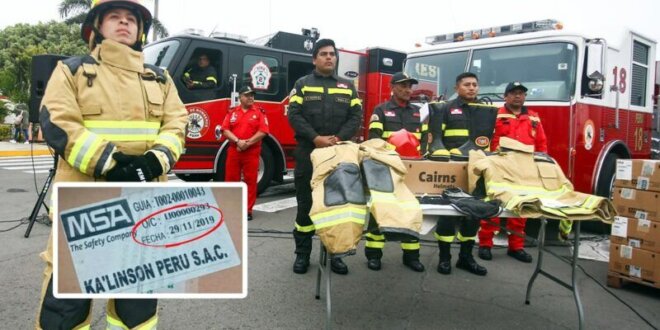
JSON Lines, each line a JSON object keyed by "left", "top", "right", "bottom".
{"left": 106, "top": 152, "right": 163, "bottom": 182}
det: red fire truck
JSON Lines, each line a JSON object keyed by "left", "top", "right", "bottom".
{"left": 143, "top": 30, "right": 405, "bottom": 193}
{"left": 406, "top": 19, "right": 657, "bottom": 198}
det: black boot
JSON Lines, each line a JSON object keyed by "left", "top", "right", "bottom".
{"left": 449, "top": 104, "right": 498, "bottom": 161}
{"left": 428, "top": 135, "right": 450, "bottom": 161}
{"left": 330, "top": 257, "right": 349, "bottom": 275}
{"left": 367, "top": 258, "right": 382, "bottom": 271}
{"left": 456, "top": 241, "right": 487, "bottom": 276}
{"left": 403, "top": 255, "right": 425, "bottom": 272}
{"left": 293, "top": 253, "right": 310, "bottom": 274}
{"left": 437, "top": 241, "right": 452, "bottom": 274}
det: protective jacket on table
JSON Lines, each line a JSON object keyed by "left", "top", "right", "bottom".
{"left": 468, "top": 137, "right": 616, "bottom": 222}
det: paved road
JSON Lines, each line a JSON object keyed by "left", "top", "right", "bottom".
{"left": 1, "top": 162, "right": 658, "bottom": 329}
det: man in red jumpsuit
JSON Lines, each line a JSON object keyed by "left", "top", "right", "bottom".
{"left": 478, "top": 82, "right": 547, "bottom": 263}
{"left": 222, "top": 86, "right": 269, "bottom": 220}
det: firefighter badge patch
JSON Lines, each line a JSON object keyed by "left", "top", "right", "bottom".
{"left": 337, "top": 83, "right": 348, "bottom": 88}
{"left": 475, "top": 136, "right": 490, "bottom": 148}
{"left": 450, "top": 108, "right": 462, "bottom": 115}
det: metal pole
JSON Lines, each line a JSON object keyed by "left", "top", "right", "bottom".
{"left": 152, "top": 0, "right": 159, "bottom": 42}
{"left": 572, "top": 221, "right": 584, "bottom": 330}
{"left": 525, "top": 218, "right": 546, "bottom": 304}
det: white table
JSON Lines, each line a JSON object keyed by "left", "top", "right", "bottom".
{"left": 315, "top": 204, "right": 586, "bottom": 330}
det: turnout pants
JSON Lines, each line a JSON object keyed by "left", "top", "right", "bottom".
{"left": 37, "top": 232, "right": 157, "bottom": 330}
{"left": 293, "top": 146, "right": 315, "bottom": 255}
{"left": 478, "top": 217, "right": 527, "bottom": 251}
{"left": 225, "top": 146, "right": 261, "bottom": 214}
{"left": 365, "top": 218, "right": 420, "bottom": 261}
{"left": 434, "top": 215, "right": 479, "bottom": 243}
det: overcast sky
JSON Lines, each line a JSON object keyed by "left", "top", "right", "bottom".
{"left": 1, "top": 0, "right": 659, "bottom": 59}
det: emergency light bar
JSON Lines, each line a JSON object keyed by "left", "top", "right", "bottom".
{"left": 210, "top": 32, "right": 248, "bottom": 42}
{"left": 425, "top": 19, "right": 563, "bottom": 45}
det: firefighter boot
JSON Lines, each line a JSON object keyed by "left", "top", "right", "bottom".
{"left": 450, "top": 105, "right": 498, "bottom": 161}
{"left": 367, "top": 258, "right": 382, "bottom": 271}
{"left": 403, "top": 253, "right": 425, "bottom": 272}
{"left": 293, "top": 253, "right": 310, "bottom": 274}
{"left": 331, "top": 257, "right": 349, "bottom": 275}
{"left": 427, "top": 135, "right": 450, "bottom": 161}
{"left": 456, "top": 241, "right": 488, "bottom": 276}
{"left": 437, "top": 241, "right": 452, "bottom": 275}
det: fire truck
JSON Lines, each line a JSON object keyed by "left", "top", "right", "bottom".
{"left": 406, "top": 19, "right": 657, "bottom": 199}
{"left": 143, "top": 30, "right": 405, "bottom": 193}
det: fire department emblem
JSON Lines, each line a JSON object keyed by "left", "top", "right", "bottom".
{"left": 475, "top": 136, "right": 490, "bottom": 148}
{"left": 187, "top": 107, "right": 210, "bottom": 139}
{"left": 450, "top": 108, "right": 462, "bottom": 115}
{"left": 250, "top": 61, "right": 272, "bottom": 90}
{"left": 584, "top": 119, "right": 594, "bottom": 150}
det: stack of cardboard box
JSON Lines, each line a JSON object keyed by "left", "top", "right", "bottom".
{"left": 609, "top": 159, "right": 660, "bottom": 287}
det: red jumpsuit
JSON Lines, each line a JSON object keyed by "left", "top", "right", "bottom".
{"left": 478, "top": 105, "right": 547, "bottom": 251}
{"left": 222, "top": 105, "right": 269, "bottom": 214}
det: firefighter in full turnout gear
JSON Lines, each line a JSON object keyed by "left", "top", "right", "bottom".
{"left": 183, "top": 52, "right": 218, "bottom": 89}
{"left": 288, "top": 38, "right": 363, "bottom": 275}
{"left": 478, "top": 82, "right": 548, "bottom": 263}
{"left": 365, "top": 72, "right": 427, "bottom": 272}
{"left": 36, "top": 1, "right": 188, "bottom": 328}
{"left": 428, "top": 72, "right": 496, "bottom": 276}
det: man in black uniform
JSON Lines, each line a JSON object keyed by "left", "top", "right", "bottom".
{"left": 365, "top": 72, "right": 426, "bottom": 272}
{"left": 288, "top": 38, "right": 363, "bottom": 275}
{"left": 428, "top": 72, "right": 497, "bottom": 276}
{"left": 183, "top": 52, "right": 218, "bottom": 89}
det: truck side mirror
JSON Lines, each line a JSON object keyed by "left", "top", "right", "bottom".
{"left": 586, "top": 40, "right": 606, "bottom": 94}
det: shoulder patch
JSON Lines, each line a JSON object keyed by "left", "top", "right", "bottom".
{"left": 370, "top": 114, "right": 379, "bottom": 122}
{"left": 62, "top": 55, "right": 97, "bottom": 75}
{"left": 289, "top": 88, "right": 297, "bottom": 97}
{"left": 143, "top": 64, "right": 168, "bottom": 84}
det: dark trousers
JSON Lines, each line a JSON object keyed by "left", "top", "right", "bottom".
{"left": 293, "top": 146, "right": 315, "bottom": 255}
{"left": 435, "top": 216, "right": 479, "bottom": 241}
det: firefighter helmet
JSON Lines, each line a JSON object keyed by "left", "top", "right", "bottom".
{"left": 387, "top": 129, "right": 421, "bottom": 159}
{"left": 81, "top": 0, "right": 153, "bottom": 50}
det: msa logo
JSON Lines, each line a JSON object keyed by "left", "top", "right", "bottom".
{"left": 61, "top": 199, "right": 134, "bottom": 242}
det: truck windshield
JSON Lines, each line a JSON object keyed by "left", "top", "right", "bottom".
{"left": 143, "top": 40, "right": 180, "bottom": 69}
{"left": 406, "top": 42, "right": 578, "bottom": 102}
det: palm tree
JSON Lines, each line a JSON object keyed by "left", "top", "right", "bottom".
{"left": 58, "top": 0, "right": 169, "bottom": 40}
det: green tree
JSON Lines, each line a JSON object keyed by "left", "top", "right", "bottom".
{"left": 59, "top": 0, "right": 169, "bottom": 39}
{"left": 0, "top": 22, "right": 88, "bottom": 103}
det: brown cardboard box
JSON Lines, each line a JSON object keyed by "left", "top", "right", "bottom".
{"left": 612, "top": 187, "right": 660, "bottom": 221}
{"left": 608, "top": 244, "right": 657, "bottom": 282}
{"left": 610, "top": 216, "right": 660, "bottom": 253}
{"left": 402, "top": 160, "right": 468, "bottom": 195}
{"left": 615, "top": 159, "right": 660, "bottom": 192}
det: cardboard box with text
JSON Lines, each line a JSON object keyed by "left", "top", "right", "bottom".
{"left": 402, "top": 160, "right": 468, "bottom": 195}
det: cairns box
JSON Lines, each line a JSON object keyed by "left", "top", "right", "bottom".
{"left": 402, "top": 160, "right": 468, "bottom": 195}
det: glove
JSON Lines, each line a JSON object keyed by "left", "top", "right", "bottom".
{"left": 106, "top": 152, "right": 163, "bottom": 182}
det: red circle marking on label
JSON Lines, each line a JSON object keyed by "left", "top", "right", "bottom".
{"left": 131, "top": 203, "right": 224, "bottom": 248}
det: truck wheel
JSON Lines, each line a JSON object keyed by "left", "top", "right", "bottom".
{"left": 586, "top": 153, "right": 618, "bottom": 234}
{"left": 595, "top": 153, "right": 618, "bottom": 199}
{"left": 257, "top": 146, "right": 275, "bottom": 195}
{"left": 212, "top": 150, "right": 228, "bottom": 182}
{"left": 213, "top": 146, "right": 274, "bottom": 195}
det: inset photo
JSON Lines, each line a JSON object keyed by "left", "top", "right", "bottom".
{"left": 52, "top": 182, "right": 247, "bottom": 299}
